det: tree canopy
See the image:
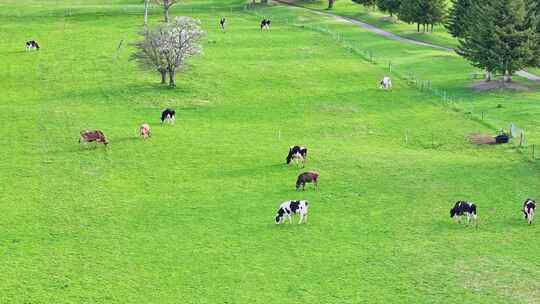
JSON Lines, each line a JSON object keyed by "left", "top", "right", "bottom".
{"left": 132, "top": 16, "right": 205, "bottom": 87}
{"left": 457, "top": 0, "right": 539, "bottom": 81}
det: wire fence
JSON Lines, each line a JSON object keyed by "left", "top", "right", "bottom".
{"left": 246, "top": 5, "right": 540, "bottom": 161}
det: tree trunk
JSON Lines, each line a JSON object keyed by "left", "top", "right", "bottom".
{"left": 168, "top": 68, "right": 176, "bottom": 87}
{"left": 328, "top": 0, "right": 334, "bottom": 9}
{"left": 144, "top": 0, "right": 149, "bottom": 28}
{"left": 485, "top": 70, "right": 492, "bottom": 82}
{"left": 417, "top": 23, "right": 420, "bottom": 32}
{"left": 503, "top": 71, "right": 512, "bottom": 83}
{"left": 159, "top": 68, "right": 167, "bottom": 84}
{"left": 163, "top": 0, "right": 170, "bottom": 23}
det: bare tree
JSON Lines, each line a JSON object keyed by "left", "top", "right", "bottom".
{"left": 131, "top": 27, "right": 169, "bottom": 84}
{"left": 152, "top": 0, "right": 180, "bottom": 23}
{"left": 131, "top": 17, "right": 205, "bottom": 88}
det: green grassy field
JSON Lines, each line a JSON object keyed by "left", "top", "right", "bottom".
{"left": 1, "top": 1, "right": 540, "bottom": 303}
{"left": 288, "top": 0, "right": 458, "bottom": 48}
{"left": 271, "top": 1, "right": 540, "bottom": 144}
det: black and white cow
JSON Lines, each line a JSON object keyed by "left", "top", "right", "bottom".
{"left": 450, "top": 201, "right": 478, "bottom": 225}
{"left": 220, "top": 17, "right": 226, "bottom": 30}
{"left": 286, "top": 146, "right": 307, "bottom": 167}
{"left": 275, "top": 200, "right": 309, "bottom": 224}
{"left": 260, "top": 19, "right": 271, "bottom": 30}
{"left": 25, "top": 40, "right": 40, "bottom": 51}
{"left": 161, "top": 108, "right": 176, "bottom": 124}
{"left": 522, "top": 198, "right": 536, "bottom": 225}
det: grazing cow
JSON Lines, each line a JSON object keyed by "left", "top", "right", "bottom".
{"left": 25, "top": 40, "right": 40, "bottom": 51}
{"left": 161, "top": 108, "right": 176, "bottom": 124}
{"left": 286, "top": 146, "right": 307, "bottom": 167}
{"left": 450, "top": 201, "right": 477, "bottom": 226}
{"left": 522, "top": 199, "right": 536, "bottom": 225}
{"left": 260, "top": 19, "right": 271, "bottom": 30}
{"left": 275, "top": 200, "right": 309, "bottom": 224}
{"left": 296, "top": 171, "right": 319, "bottom": 191}
{"left": 379, "top": 76, "right": 392, "bottom": 90}
{"left": 220, "top": 17, "right": 226, "bottom": 30}
{"left": 139, "top": 123, "right": 151, "bottom": 139}
{"left": 79, "top": 130, "right": 108, "bottom": 146}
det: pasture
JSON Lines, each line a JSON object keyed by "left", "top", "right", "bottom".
{"left": 1, "top": 0, "right": 539, "bottom": 303}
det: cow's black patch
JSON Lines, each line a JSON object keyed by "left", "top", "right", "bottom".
{"left": 290, "top": 201, "right": 300, "bottom": 213}
{"left": 450, "top": 201, "right": 476, "bottom": 218}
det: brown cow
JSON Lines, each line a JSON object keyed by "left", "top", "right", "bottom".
{"left": 139, "top": 123, "right": 151, "bottom": 139}
{"left": 79, "top": 130, "right": 108, "bottom": 146}
{"left": 296, "top": 171, "right": 319, "bottom": 191}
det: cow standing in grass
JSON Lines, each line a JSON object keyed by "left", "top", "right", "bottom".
{"left": 220, "top": 17, "right": 226, "bottom": 30}
{"left": 161, "top": 109, "right": 176, "bottom": 124}
{"left": 260, "top": 19, "right": 271, "bottom": 30}
{"left": 286, "top": 146, "right": 307, "bottom": 168}
{"left": 380, "top": 76, "right": 392, "bottom": 91}
{"left": 139, "top": 123, "right": 151, "bottom": 139}
{"left": 25, "top": 40, "right": 40, "bottom": 51}
{"left": 450, "top": 201, "right": 477, "bottom": 226}
{"left": 79, "top": 130, "right": 108, "bottom": 146}
{"left": 275, "top": 200, "right": 309, "bottom": 224}
{"left": 522, "top": 199, "right": 536, "bottom": 225}
{"left": 296, "top": 171, "right": 319, "bottom": 191}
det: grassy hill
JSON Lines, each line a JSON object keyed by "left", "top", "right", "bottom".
{"left": 1, "top": 1, "right": 539, "bottom": 303}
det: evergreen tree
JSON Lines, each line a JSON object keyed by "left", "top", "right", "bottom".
{"left": 377, "top": 0, "right": 401, "bottom": 17}
{"left": 328, "top": 0, "right": 335, "bottom": 9}
{"left": 446, "top": 0, "right": 472, "bottom": 38}
{"left": 399, "top": 0, "right": 422, "bottom": 31}
{"left": 525, "top": 0, "right": 540, "bottom": 66}
{"left": 424, "top": 0, "right": 447, "bottom": 32}
{"left": 352, "top": 0, "right": 377, "bottom": 9}
{"left": 458, "top": 0, "right": 538, "bottom": 82}
{"left": 399, "top": 0, "right": 446, "bottom": 32}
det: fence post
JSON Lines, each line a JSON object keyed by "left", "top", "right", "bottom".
{"left": 388, "top": 61, "right": 392, "bottom": 72}
{"left": 520, "top": 131, "right": 525, "bottom": 147}
{"left": 405, "top": 130, "right": 408, "bottom": 145}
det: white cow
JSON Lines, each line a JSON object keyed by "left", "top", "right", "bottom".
{"left": 380, "top": 76, "right": 392, "bottom": 91}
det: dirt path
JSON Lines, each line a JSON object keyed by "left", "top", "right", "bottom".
{"left": 273, "top": 0, "right": 540, "bottom": 83}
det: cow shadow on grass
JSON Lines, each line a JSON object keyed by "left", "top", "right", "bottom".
{"left": 112, "top": 136, "right": 139, "bottom": 144}
{"left": 219, "top": 162, "right": 311, "bottom": 178}
{"left": 500, "top": 216, "right": 532, "bottom": 228}
{"left": 433, "top": 219, "right": 480, "bottom": 232}
{"left": 217, "top": 163, "right": 286, "bottom": 179}
{"left": 2, "top": 50, "right": 27, "bottom": 55}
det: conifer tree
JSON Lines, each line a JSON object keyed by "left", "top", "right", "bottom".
{"left": 446, "top": 0, "right": 472, "bottom": 38}
{"left": 377, "top": 0, "right": 401, "bottom": 17}
{"left": 458, "top": 0, "right": 538, "bottom": 82}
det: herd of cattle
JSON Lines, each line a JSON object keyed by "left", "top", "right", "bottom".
{"left": 30, "top": 18, "right": 526, "bottom": 228}
{"left": 78, "top": 108, "right": 536, "bottom": 227}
